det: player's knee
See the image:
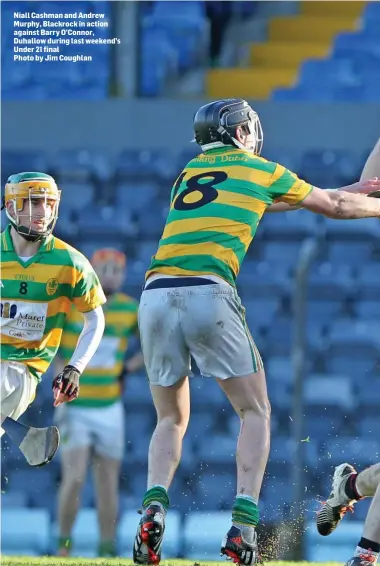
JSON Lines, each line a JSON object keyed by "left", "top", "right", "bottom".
{"left": 157, "top": 414, "right": 188, "bottom": 437}
{"left": 242, "top": 397, "right": 271, "bottom": 421}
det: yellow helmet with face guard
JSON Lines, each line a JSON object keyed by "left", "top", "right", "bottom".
{"left": 2, "top": 172, "right": 61, "bottom": 241}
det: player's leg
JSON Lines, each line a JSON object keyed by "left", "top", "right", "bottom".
{"left": 55, "top": 406, "right": 91, "bottom": 555}
{"left": 133, "top": 286, "right": 191, "bottom": 564}
{"left": 91, "top": 402, "right": 125, "bottom": 557}
{"left": 344, "top": 480, "right": 380, "bottom": 566}
{"left": 317, "top": 462, "right": 380, "bottom": 536}
{"left": 1, "top": 361, "right": 37, "bottom": 436}
{"left": 182, "top": 285, "right": 269, "bottom": 564}
{"left": 93, "top": 454, "right": 121, "bottom": 557}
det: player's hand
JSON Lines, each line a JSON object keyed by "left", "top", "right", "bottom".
{"left": 340, "top": 177, "right": 380, "bottom": 195}
{"left": 52, "top": 365, "right": 80, "bottom": 407}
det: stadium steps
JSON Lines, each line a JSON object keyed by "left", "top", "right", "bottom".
{"left": 206, "top": 1, "right": 365, "bottom": 99}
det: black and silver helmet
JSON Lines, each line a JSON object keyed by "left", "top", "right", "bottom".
{"left": 193, "top": 98, "right": 263, "bottom": 154}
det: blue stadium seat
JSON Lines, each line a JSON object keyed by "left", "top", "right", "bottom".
{"left": 328, "top": 242, "right": 372, "bottom": 268}
{"left": 147, "top": 1, "right": 208, "bottom": 71}
{"left": 357, "top": 417, "right": 379, "bottom": 440}
{"left": 265, "top": 317, "right": 293, "bottom": 356}
{"left": 116, "top": 181, "right": 160, "bottom": 212}
{"left": 304, "top": 411, "right": 346, "bottom": 441}
{"left": 137, "top": 206, "right": 167, "bottom": 238}
{"left": 125, "top": 408, "right": 155, "bottom": 438}
{"left": 309, "top": 264, "right": 353, "bottom": 299}
{"left": 269, "top": 437, "right": 319, "bottom": 468}
{"left": 305, "top": 374, "right": 354, "bottom": 409}
{"left": 261, "top": 242, "right": 304, "bottom": 269}
{"left": 357, "top": 387, "right": 380, "bottom": 411}
{"left": 52, "top": 150, "right": 112, "bottom": 181}
{"left": 141, "top": 26, "right": 179, "bottom": 96}
{"left": 328, "top": 319, "right": 380, "bottom": 352}
{"left": 324, "top": 437, "right": 380, "bottom": 467}
{"left": 1, "top": 490, "right": 28, "bottom": 508}
{"left": 2, "top": 151, "right": 47, "bottom": 177}
{"left": 117, "top": 148, "right": 174, "bottom": 178}
{"left": 238, "top": 261, "right": 291, "bottom": 299}
{"left": 357, "top": 263, "right": 380, "bottom": 300}
{"left": 298, "top": 149, "right": 360, "bottom": 185}
{"left": 78, "top": 204, "right": 135, "bottom": 238}
{"left": 262, "top": 209, "right": 318, "bottom": 240}
{"left": 308, "top": 299, "right": 345, "bottom": 324}
{"left": 190, "top": 378, "right": 228, "bottom": 409}
{"left": 135, "top": 240, "right": 159, "bottom": 265}
{"left": 60, "top": 182, "right": 95, "bottom": 210}
{"left": 323, "top": 217, "right": 380, "bottom": 241}
{"left": 299, "top": 59, "right": 358, "bottom": 89}
{"left": 198, "top": 435, "right": 237, "bottom": 466}
{"left": 325, "top": 355, "right": 376, "bottom": 380}
{"left": 198, "top": 472, "right": 235, "bottom": 510}
{"left": 1, "top": 509, "right": 50, "bottom": 555}
{"left": 266, "top": 357, "right": 293, "bottom": 383}
{"left": 241, "top": 298, "right": 280, "bottom": 329}
{"left": 124, "top": 374, "right": 151, "bottom": 404}
{"left": 354, "top": 300, "right": 380, "bottom": 320}
{"left": 184, "top": 511, "right": 231, "bottom": 560}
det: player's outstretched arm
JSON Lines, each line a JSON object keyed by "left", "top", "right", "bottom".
{"left": 267, "top": 178, "right": 380, "bottom": 212}
{"left": 361, "top": 138, "right": 380, "bottom": 181}
{"left": 302, "top": 178, "right": 380, "bottom": 219}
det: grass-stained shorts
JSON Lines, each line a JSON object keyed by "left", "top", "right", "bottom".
{"left": 138, "top": 277, "right": 263, "bottom": 386}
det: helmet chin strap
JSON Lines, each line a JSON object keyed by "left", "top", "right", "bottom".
{"left": 10, "top": 219, "right": 45, "bottom": 242}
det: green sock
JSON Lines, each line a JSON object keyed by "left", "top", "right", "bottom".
{"left": 232, "top": 495, "right": 259, "bottom": 527}
{"left": 142, "top": 485, "right": 170, "bottom": 511}
{"left": 98, "top": 540, "right": 117, "bottom": 557}
{"left": 58, "top": 536, "right": 72, "bottom": 551}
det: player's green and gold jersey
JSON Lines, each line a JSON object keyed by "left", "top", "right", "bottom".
{"left": 0, "top": 225, "right": 106, "bottom": 381}
{"left": 146, "top": 147, "right": 313, "bottom": 286}
{"left": 59, "top": 292, "right": 138, "bottom": 407}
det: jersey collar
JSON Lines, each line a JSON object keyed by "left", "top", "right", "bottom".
{"left": 1, "top": 224, "right": 55, "bottom": 266}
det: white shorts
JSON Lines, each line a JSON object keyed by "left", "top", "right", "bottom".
{"left": 54, "top": 401, "right": 125, "bottom": 460}
{"left": 0, "top": 361, "right": 37, "bottom": 436}
{"left": 138, "top": 280, "right": 263, "bottom": 386}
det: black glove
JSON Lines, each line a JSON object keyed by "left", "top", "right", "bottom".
{"left": 52, "top": 365, "right": 81, "bottom": 402}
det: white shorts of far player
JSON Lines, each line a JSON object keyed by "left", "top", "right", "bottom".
{"left": 0, "top": 360, "right": 37, "bottom": 437}
{"left": 54, "top": 401, "right": 125, "bottom": 461}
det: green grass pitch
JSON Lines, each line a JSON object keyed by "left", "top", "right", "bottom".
{"left": 1, "top": 560, "right": 342, "bottom": 566}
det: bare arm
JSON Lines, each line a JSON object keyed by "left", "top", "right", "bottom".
{"left": 302, "top": 184, "right": 380, "bottom": 219}
{"left": 267, "top": 179, "right": 380, "bottom": 213}
{"left": 361, "top": 138, "right": 380, "bottom": 181}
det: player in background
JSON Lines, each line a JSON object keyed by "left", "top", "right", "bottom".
{"left": 131, "top": 99, "right": 380, "bottom": 566}
{"left": 55, "top": 248, "right": 144, "bottom": 558}
{"left": 0, "top": 172, "right": 106, "bottom": 445}
{"left": 316, "top": 138, "right": 380, "bottom": 566}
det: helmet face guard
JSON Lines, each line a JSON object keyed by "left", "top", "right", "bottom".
{"left": 221, "top": 107, "right": 263, "bottom": 155}
{"left": 3, "top": 174, "right": 61, "bottom": 241}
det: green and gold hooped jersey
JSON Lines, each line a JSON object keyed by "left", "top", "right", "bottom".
{"left": 146, "top": 147, "right": 313, "bottom": 286}
{"left": 0, "top": 226, "right": 106, "bottom": 381}
{"left": 59, "top": 293, "right": 138, "bottom": 407}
